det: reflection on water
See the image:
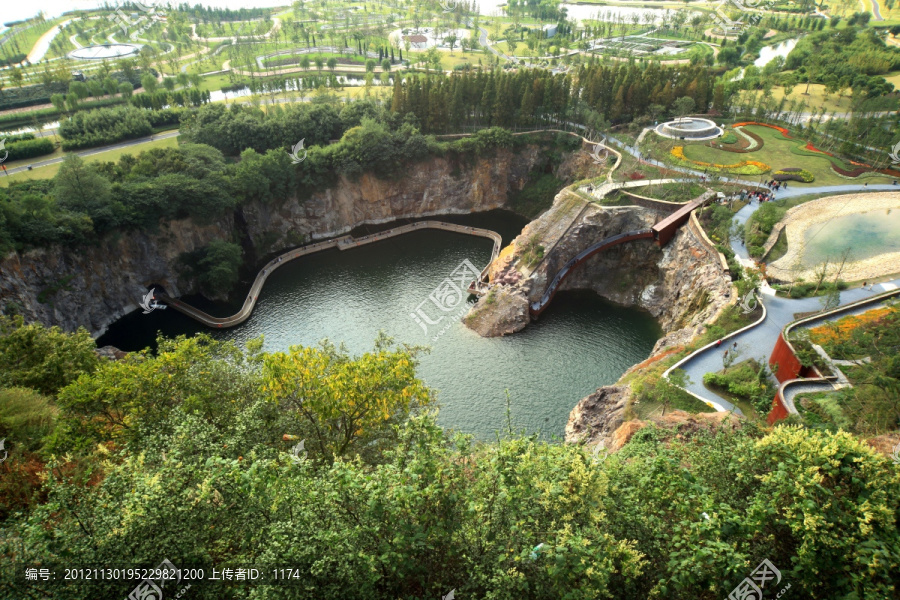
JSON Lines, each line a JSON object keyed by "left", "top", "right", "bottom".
{"left": 98, "top": 211, "right": 662, "bottom": 440}
{"left": 754, "top": 38, "right": 798, "bottom": 67}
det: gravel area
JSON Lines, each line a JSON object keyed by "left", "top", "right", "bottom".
{"left": 768, "top": 193, "right": 900, "bottom": 282}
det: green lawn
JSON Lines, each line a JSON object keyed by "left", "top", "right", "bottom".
{"left": 652, "top": 124, "right": 894, "bottom": 187}
{"left": 1, "top": 135, "right": 178, "bottom": 186}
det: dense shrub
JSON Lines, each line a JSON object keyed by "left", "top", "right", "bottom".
{"left": 1, "top": 326, "right": 898, "bottom": 600}
{"left": 773, "top": 168, "right": 814, "bottom": 182}
{"left": 59, "top": 105, "right": 153, "bottom": 150}
{"left": 4, "top": 137, "right": 55, "bottom": 161}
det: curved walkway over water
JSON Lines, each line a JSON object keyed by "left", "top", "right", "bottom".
{"left": 159, "top": 221, "right": 501, "bottom": 328}
{"left": 530, "top": 188, "right": 714, "bottom": 318}
{"left": 530, "top": 229, "right": 654, "bottom": 317}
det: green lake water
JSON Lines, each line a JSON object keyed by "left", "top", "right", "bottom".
{"left": 803, "top": 208, "right": 900, "bottom": 266}
{"left": 98, "top": 211, "right": 662, "bottom": 440}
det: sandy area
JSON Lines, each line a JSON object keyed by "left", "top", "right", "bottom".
{"left": 767, "top": 193, "right": 900, "bottom": 282}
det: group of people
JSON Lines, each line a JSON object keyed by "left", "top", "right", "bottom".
{"left": 765, "top": 179, "right": 786, "bottom": 191}
{"left": 742, "top": 189, "right": 775, "bottom": 203}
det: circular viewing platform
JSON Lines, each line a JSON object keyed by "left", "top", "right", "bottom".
{"left": 69, "top": 44, "right": 142, "bottom": 60}
{"left": 654, "top": 117, "right": 723, "bottom": 141}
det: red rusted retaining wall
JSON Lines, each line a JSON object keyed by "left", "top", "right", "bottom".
{"left": 767, "top": 395, "right": 790, "bottom": 425}
{"left": 769, "top": 332, "right": 809, "bottom": 383}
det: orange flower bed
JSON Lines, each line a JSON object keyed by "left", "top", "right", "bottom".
{"left": 805, "top": 141, "right": 833, "bottom": 156}
{"left": 809, "top": 307, "right": 895, "bottom": 346}
{"left": 670, "top": 146, "right": 770, "bottom": 172}
{"left": 733, "top": 122, "right": 791, "bottom": 138}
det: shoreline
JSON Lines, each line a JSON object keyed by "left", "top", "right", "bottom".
{"left": 768, "top": 192, "right": 900, "bottom": 283}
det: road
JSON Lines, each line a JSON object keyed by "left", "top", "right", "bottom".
{"left": 478, "top": 26, "right": 511, "bottom": 61}
{"left": 602, "top": 129, "right": 900, "bottom": 412}
{"left": 870, "top": 0, "right": 884, "bottom": 20}
{"left": 2, "top": 130, "right": 180, "bottom": 176}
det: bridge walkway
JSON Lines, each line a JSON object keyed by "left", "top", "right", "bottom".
{"left": 529, "top": 190, "right": 714, "bottom": 318}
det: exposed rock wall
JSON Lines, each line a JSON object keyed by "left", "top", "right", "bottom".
{"left": 461, "top": 190, "right": 734, "bottom": 443}
{"left": 465, "top": 193, "right": 733, "bottom": 340}
{"left": 0, "top": 147, "right": 545, "bottom": 337}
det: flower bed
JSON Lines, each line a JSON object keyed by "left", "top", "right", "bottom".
{"left": 809, "top": 307, "right": 894, "bottom": 347}
{"left": 714, "top": 127, "right": 764, "bottom": 153}
{"left": 831, "top": 163, "right": 870, "bottom": 178}
{"left": 804, "top": 141, "right": 833, "bottom": 156}
{"left": 773, "top": 168, "right": 814, "bottom": 182}
{"left": 733, "top": 122, "right": 791, "bottom": 138}
{"left": 671, "top": 146, "right": 770, "bottom": 174}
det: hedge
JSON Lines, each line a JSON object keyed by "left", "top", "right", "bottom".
{"left": 59, "top": 105, "right": 153, "bottom": 151}
{"left": 5, "top": 137, "right": 55, "bottom": 161}
{"left": 773, "top": 168, "right": 814, "bottom": 182}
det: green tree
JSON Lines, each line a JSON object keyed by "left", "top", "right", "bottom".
{"left": 52, "top": 155, "right": 113, "bottom": 225}
{"left": 140, "top": 72, "right": 158, "bottom": 94}
{"left": 197, "top": 239, "right": 243, "bottom": 296}
{"left": 0, "top": 315, "right": 100, "bottom": 396}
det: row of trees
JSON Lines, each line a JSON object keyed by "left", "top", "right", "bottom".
{"left": 389, "top": 63, "right": 716, "bottom": 132}
{"left": 0, "top": 100, "right": 538, "bottom": 254}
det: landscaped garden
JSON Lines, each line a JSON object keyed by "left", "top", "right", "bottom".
{"left": 646, "top": 121, "right": 898, "bottom": 186}
{"left": 790, "top": 304, "right": 900, "bottom": 434}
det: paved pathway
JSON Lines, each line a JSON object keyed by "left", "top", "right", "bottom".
{"left": 2, "top": 131, "right": 180, "bottom": 177}
{"left": 671, "top": 277, "right": 900, "bottom": 414}
{"left": 160, "top": 221, "right": 502, "bottom": 328}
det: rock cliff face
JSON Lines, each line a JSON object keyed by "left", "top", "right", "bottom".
{"left": 461, "top": 190, "right": 733, "bottom": 444}
{"left": 466, "top": 193, "right": 732, "bottom": 340}
{"left": 0, "top": 147, "right": 545, "bottom": 336}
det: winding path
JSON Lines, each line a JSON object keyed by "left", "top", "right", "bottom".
{"left": 599, "top": 128, "right": 900, "bottom": 413}
{"left": 158, "top": 221, "right": 501, "bottom": 328}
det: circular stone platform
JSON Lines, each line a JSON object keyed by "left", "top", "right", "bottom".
{"left": 69, "top": 44, "right": 142, "bottom": 60}
{"left": 654, "top": 117, "right": 723, "bottom": 141}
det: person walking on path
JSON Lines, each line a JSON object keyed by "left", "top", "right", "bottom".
{"left": 716, "top": 339, "right": 722, "bottom": 347}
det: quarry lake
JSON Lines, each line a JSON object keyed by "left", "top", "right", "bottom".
{"left": 98, "top": 211, "right": 662, "bottom": 439}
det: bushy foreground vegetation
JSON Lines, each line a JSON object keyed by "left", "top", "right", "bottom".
{"left": 0, "top": 318, "right": 898, "bottom": 599}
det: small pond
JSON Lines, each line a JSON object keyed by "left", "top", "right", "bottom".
{"left": 803, "top": 208, "right": 900, "bottom": 265}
